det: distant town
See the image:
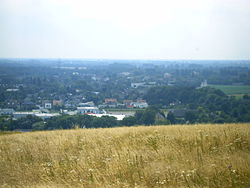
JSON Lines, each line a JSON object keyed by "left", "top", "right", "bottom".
{"left": 1, "top": 59, "right": 250, "bottom": 130}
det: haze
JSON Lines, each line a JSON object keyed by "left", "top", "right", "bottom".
{"left": 1, "top": 0, "right": 250, "bottom": 59}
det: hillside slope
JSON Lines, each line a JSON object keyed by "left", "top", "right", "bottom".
{"left": 0, "top": 124, "right": 250, "bottom": 187}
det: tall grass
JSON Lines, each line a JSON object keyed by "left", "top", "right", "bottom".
{"left": 0, "top": 123, "right": 249, "bottom": 187}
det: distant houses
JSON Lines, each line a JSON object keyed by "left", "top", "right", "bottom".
{"left": 122, "top": 99, "right": 148, "bottom": 109}
{"left": 99, "top": 98, "right": 149, "bottom": 109}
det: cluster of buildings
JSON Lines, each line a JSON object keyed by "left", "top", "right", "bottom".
{"left": 99, "top": 99, "right": 148, "bottom": 109}
{"left": 0, "top": 108, "right": 60, "bottom": 120}
{"left": 1, "top": 97, "right": 149, "bottom": 121}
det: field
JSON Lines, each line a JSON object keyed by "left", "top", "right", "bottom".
{"left": 209, "top": 85, "right": 250, "bottom": 97}
{"left": 0, "top": 124, "right": 250, "bottom": 187}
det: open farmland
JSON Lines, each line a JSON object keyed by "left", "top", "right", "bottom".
{"left": 0, "top": 123, "right": 250, "bottom": 187}
{"left": 209, "top": 85, "right": 250, "bottom": 97}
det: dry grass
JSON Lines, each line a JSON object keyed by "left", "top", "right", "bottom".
{"left": 0, "top": 123, "right": 250, "bottom": 187}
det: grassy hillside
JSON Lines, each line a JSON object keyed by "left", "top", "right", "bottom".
{"left": 0, "top": 124, "right": 250, "bottom": 187}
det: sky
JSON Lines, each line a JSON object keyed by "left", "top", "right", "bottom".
{"left": 0, "top": 0, "right": 250, "bottom": 60}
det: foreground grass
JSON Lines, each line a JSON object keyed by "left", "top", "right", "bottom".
{"left": 0, "top": 124, "right": 249, "bottom": 187}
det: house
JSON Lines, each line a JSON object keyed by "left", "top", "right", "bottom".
{"left": 104, "top": 98, "right": 118, "bottom": 108}
{"left": 77, "top": 107, "right": 100, "bottom": 114}
{"left": 105, "top": 98, "right": 117, "bottom": 104}
{"left": 53, "top": 100, "right": 63, "bottom": 106}
{"left": 123, "top": 100, "right": 133, "bottom": 108}
{"left": 0, "top": 108, "right": 15, "bottom": 115}
{"left": 132, "top": 101, "right": 148, "bottom": 108}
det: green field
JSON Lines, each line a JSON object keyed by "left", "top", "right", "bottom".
{"left": 209, "top": 85, "right": 250, "bottom": 96}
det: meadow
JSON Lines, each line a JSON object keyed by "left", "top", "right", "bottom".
{"left": 208, "top": 85, "right": 250, "bottom": 97}
{"left": 0, "top": 123, "right": 249, "bottom": 187}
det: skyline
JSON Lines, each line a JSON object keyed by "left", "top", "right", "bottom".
{"left": 1, "top": 0, "right": 250, "bottom": 60}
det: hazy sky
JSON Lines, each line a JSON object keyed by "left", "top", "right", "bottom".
{"left": 0, "top": 0, "right": 250, "bottom": 59}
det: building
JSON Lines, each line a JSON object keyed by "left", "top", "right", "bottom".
{"left": 131, "top": 82, "right": 145, "bottom": 88}
{"left": 104, "top": 98, "right": 117, "bottom": 104}
{"left": 6, "top": 88, "right": 19, "bottom": 92}
{"left": 197, "top": 80, "right": 208, "bottom": 89}
{"left": 104, "top": 98, "right": 118, "bottom": 108}
{"left": 13, "top": 112, "right": 60, "bottom": 120}
{"left": 13, "top": 112, "right": 34, "bottom": 119}
{"left": 35, "top": 113, "right": 60, "bottom": 120}
{"left": 77, "top": 107, "right": 100, "bottom": 114}
{"left": 78, "top": 101, "right": 95, "bottom": 107}
{"left": 44, "top": 103, "right": 52, "bottom": 109}
{"left": 0, "top": 108, "right": 15, "bottom": 115}
{"left": 132, "top": 101, "right": 148, "bottom": 108}
{"left": 200, "top": 80, "right": 208, "bottom": 88}
{"left": 52, "top": 100, "right": 63, "bottom": 106}
{"left": 123, "top": 100, "right": 133, "bottom": 107}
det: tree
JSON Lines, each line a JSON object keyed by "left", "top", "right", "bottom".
{"left": 167, "top": 112, "right": 176, "bottom": 124}
{"left": 11, "top": 115, "right": 42, "bottom": 130}
{"left": 121, "top": 116, "right": 137, "bottom": 126}
{"left": 141, "top": 109, "right": 156, "bottom": 125}
{"left": 32, "top": 121, "right": 45, "bottom": 130}
{"left": 185, "top": 111, "right": 197, "bottom": 124}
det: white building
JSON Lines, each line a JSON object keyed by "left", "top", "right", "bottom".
{"left": 200, "top": 80, "right": 208, "bottom": 88}
{"left": 77, "top": 107, "right": 100, "bottom": 114}
{"left": 13, "top": 112, "right": 59, "bottom": 120}
{"left": 13, "top": 112, "right": 34, "bottom": 119}
{"left": 131, "top": 82, "right": 145, "bottom": 88}
{"left": 44, "top": 103, "right": 52, "bottom": 109}
{"left": 132, "top": 102, "right": 149, "bottom": 108}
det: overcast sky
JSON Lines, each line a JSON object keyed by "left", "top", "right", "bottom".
{"left": 0, "top": 0, "right": 250, "bottom": 59}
